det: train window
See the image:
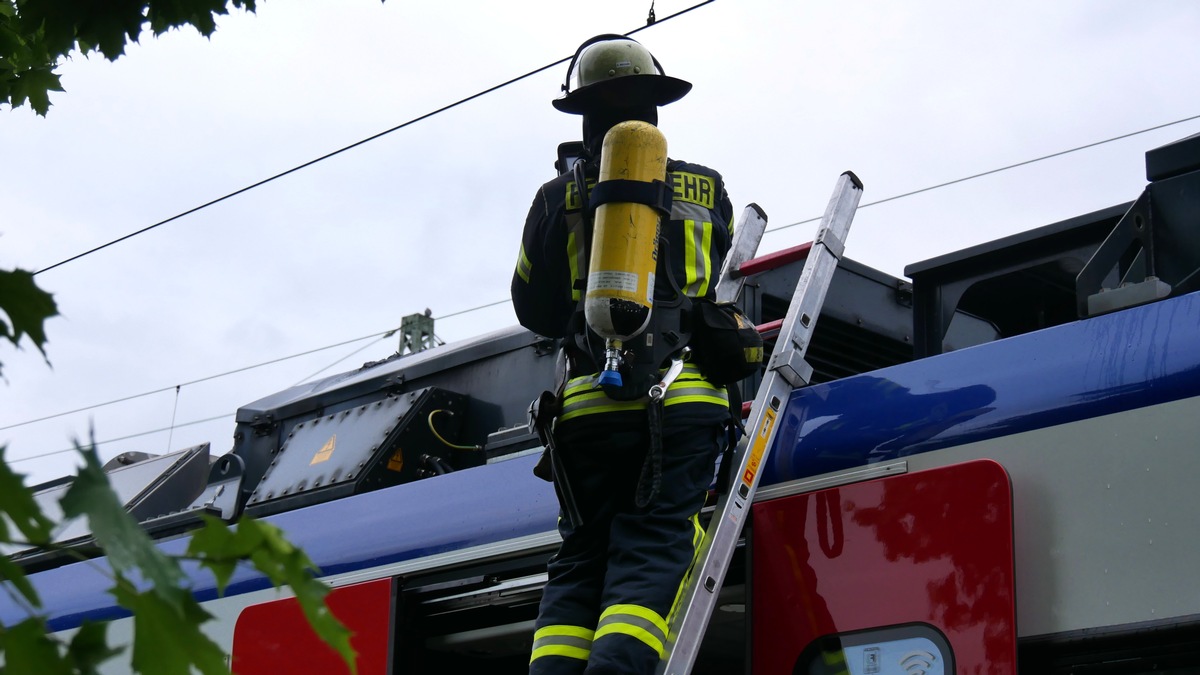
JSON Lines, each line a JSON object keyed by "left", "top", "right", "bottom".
{"left": 793, "top": 623, "right": 953, "bottom": 675}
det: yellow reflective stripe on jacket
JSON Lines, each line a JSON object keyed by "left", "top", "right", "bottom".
{"left": 567, "top": 230, "right": 581, "bottom": 301}
{"left": 516, "top": 243, "right": 532, "bottom": 283}
{"left": 681, "top": 219, "right": 713, "bottom": 297}
{"left": 566, "top": 212, "right": 587, "bottom": 302}
{"left": 664, "top": 364, "right": 727, "bottom": 408}
{"left": 530, "top": 624, "right": 594, "bottom": 664}
{"left": 558, "top": 378, "right": 646, "bottom": 422}
{"left": 559, "top": 364, "right": 727, "bottom": 422}
{"left": 594, "top": 603, "right": 669, "bottom": 657}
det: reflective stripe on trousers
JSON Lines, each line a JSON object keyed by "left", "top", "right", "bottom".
{"left": 528, "top": 602, "right": 670, "bottom": 669}
{"left": 530, "top": 624, "right": 595, "bottom": 665}
{"left": 595, "top": 603, "right": 669, "bottom": 657}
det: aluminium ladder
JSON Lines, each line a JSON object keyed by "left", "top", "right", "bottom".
{"left": 658, "top": 171, "right": 864, "bottom": 675}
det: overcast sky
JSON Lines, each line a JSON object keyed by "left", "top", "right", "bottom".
{"left": 2, "top": 0, "right": 1199, "bottom": 485}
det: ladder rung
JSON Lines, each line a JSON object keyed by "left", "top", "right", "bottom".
{"left": 738, "top": 241, "right": 812, "bottom": 277}
{"left": 756, "top": 319, "right": 782, "bottom": 340}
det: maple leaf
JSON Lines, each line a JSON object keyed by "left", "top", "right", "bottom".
{"left": 0, "top": 267, "right": 58, "bottom": 371}
{"left": 188, "top": 515, "right": 357, "bottom": 673}
{"left": 1, "top": 0, "right": 261, "bottom": 114}
{"left": 0, "top": 618, "right": 74, "bottom": 675}
{"left": 0, "top": 445, "right": 56, "bottom": 610}
{"left": 111, "top": 583, "right": 227, "bottom": 675}
{"left": 66, "top": 622, "right": 125, "bottom": 675}
{"left": 60, "top": 444, "right": 189, "bottom": 612}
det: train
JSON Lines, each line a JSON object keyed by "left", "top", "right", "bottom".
{"left": 4, "top": 131, "right": 1199, "bottom": 674}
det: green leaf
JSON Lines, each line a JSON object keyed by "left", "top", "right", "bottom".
{"left": 0, "top": 553, "right": 41, "bottom": 610}
{"left": 187, "top": 516, "right": 356, "bottom": 673}
{"left": 19, "top": 67, "right": 62, "bottom": 114}
{"left": 0, "top": 267, "right": 58, "bottom": 359}
{"left": 185, "top": 514, "right": 255, "bottom": 595}
{"left": 0, "top": 445, "right": 56, "bottom": 545}
{"left": 245, "top": 519, "right": 355, "bottom": 674}
{"left": 0, "top": 15, "right": 29, "bottom": 58}
{"left": 59, "top": 444, "right": 188, "bottom": 611}
{"left": 111, "top": 582, "right": 227, "bottom": 675}
{"left": 3, "top": 1, "right": 262, "bottom": 115}
{"left": 0, "top": 617, "right": 73, "bottom": 675}
{"left": 15, "top": 0, "right": 80, "bottom": 59}
{"left": 66, "top": 621, "right": 125, "bottom": 675}
{"left": 286, "top": 576, "right": 357, "bottom": 675}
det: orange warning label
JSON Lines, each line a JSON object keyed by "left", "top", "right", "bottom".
{"left": 310, "top": 435, "right": 336, "bottom": 465}
{"left": 741, "top": 407, "right": 777, "bottom": 487}
{"left": 387, "top": 449, "right": 405, "bottom": 472}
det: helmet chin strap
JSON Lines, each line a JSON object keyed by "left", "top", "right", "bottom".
{"left": 582, "top": 106, "right": 659, "bottom": 157}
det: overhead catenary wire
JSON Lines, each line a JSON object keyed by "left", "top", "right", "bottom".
{"left": 6, "top": 113, "right": 1199, "bottom": 459}
{"left": 18, "top": 414, "right": 235, "bottom": 464}
{"left": 766, "top": 112, "right": 1200, "bottom": 234}
{"left": 32, "top": 0, "right": 718, "bottom": 277}
{"left": 291, "top": 335, "right": 390, "bottom": 387}
{"left": 287, "top": 302, "right": 507, "bottom": 386}
{"left": 0, "top": 329, "right": 394, "bottom": 432}
{"left": 2, "top": 299, "right": 515, "bottom": 464}
{"left": 2, "top": 297, "right": 520, "bottom": 434}
{"left": 165, "top": 385, "right": 181, "bottom": 454}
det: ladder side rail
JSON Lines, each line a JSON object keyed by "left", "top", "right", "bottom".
{"left": 715, "top": 203, "right": 770, "bottom": 305}
{"left": 659, "top": 171, "right": 863, "bottom": 675}
{"left": 765, "top": 172, "right": 859, "bottom": 389}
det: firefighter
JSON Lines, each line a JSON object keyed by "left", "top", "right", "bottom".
{"left": 511, "top": 34, "right": 735, "bottom": 675}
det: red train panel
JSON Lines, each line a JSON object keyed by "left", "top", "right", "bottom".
{"left": 752, "top": 459, "right": 1016, "bottom": 674}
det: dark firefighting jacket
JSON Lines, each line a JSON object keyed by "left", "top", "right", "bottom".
{"left": 512, "top": 158, "right": 735, "bottom": 423}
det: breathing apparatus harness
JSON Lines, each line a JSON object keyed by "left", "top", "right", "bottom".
{"left": 564, "top": 154, "right": 693, "bottom": 507}
{"left": 532, "top": 153, "right": 752, "bottom": 514}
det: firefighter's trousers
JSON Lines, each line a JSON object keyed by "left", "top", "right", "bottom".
{"left": 529, "top": 409, "right": 725, "bottom": 675}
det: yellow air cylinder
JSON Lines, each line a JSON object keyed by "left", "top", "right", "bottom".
{"left": 584, "top": 120, "right": 668, "bottom": 344}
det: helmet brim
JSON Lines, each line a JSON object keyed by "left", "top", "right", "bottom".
{"left": 552, "top": 74, "right": 693, "bottom": 114}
